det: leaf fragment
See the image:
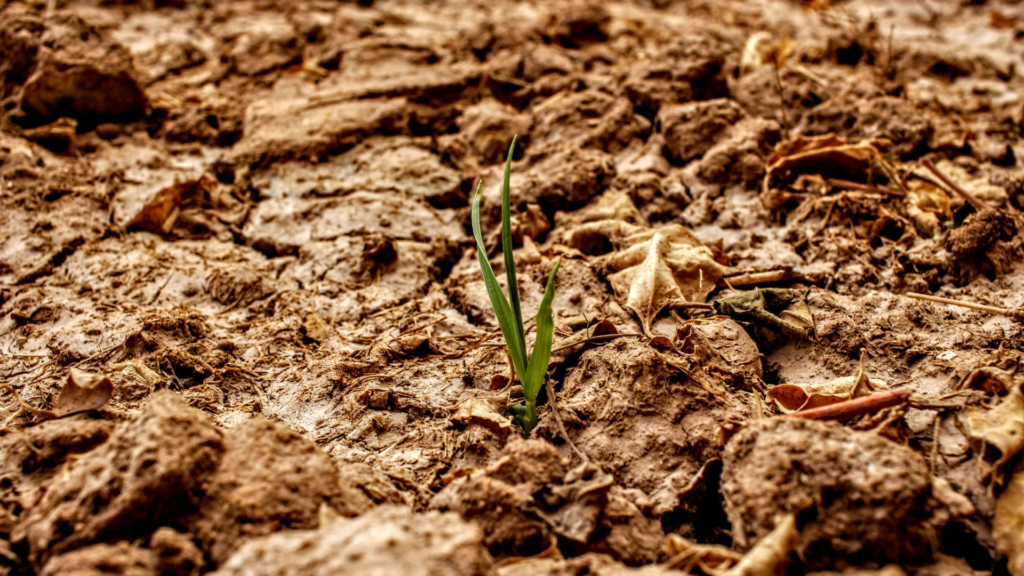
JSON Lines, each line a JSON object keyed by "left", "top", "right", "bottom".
{"left": 1, "top": 369, "right": 113, "bottom": 420}
{"left": 962, "top": 382, "right": 1024, "bottom": 484}
{"left": 721, "top": 514, "right": 797, "bottom": 576}
{"left": 760, "top": 134, "right": 893, "bottom": 210}
{"left": 767, "top": 350, "right": 887, "bottom": 413}
{"left": 994, "top": 465, "right": 1024, "bottom": 576}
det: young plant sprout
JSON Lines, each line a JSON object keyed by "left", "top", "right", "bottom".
{"left": 471, "top": 136, "right": 560, "bottom": 438}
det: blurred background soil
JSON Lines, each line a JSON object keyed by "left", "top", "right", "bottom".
{"left": 2, "top": 0, "right": 1024, "bottom": 574}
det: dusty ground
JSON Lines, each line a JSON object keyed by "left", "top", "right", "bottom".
{"left": 2, "top": 0, "right": 1024, "bottom": 574}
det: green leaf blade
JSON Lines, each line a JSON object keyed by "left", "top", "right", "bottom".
{"left": 522, "top": 260, "right": 561, "bottom": 401}
{"left": 501, "top": 136, "right": 528, "bottom": 359}
{"left": 471, "top": 181, "right": 528, "bottom": 379}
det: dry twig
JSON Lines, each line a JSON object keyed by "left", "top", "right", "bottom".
{"left": 908, "top": 292, "right": 1024, "bottom": 321}
{"left": 782, "top": 388, "right": 911, "bottom": 421}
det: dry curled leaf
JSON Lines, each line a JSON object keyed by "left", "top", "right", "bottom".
{"left": 962, "top": 383, "right": 1024, "bottom": 484}
{"left": 598, "top": 224, "right": 732, "bottom": 334}
{"left": 2, "top": 369, "right": 113, "bottom": 419}
{"left": 767, "top": 350, "right": 887, "bottom": 413}
{"left": 723, "top": 513, "right": 797, "bottom": 576}
{"left": 994, "top": 465, "right": 1024, "bottom": 576}
{"left": 126, "top": 173, "right": 246, "bottom": 239}
{"left": 714, "top": 288, "right": 814, "bottom": 341}
{"left": 760, "top": 134, "right": 893, "bottom": 210}
{"left": 663, "top": 534, "right": 742, "bottom": 575}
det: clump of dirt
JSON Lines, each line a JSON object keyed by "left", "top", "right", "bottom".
{"left": 212, "top": 506, "right": 494, "bottom": 576}
{"left": 39, "top": 528, "right": 203, "bottom": 576}
{"left": 182, "top": 416, "right": 375, "bottom": 565}
{"left": 721, "top": 418, "right": 957, "bottom": 568}
{"left": 12, "top": 392, "right": 223, "bottom": 567}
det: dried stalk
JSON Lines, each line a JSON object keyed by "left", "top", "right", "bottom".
{"left": 782, "top": 388, "right": 911, "bottom": 421}
{"left": 908, "top": 292, "right": 1024, "bottom": 321}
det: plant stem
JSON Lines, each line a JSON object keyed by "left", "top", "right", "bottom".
{"left": 522, "top": 398, "right": 538, "bottom": 438}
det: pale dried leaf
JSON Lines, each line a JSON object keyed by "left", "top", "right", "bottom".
{"left": 602, "top": 225, "right": 732, "bottom": 334}
{"left": 578, "top": 191, "right": 644, "bottom": 224}
{"left": 663, "top": 533, "right": 742, "bottom": 575}
{"left": 993, "top": 465, "right": 1024, "bottom": 576}
{"left": 722, "top": 514, "right": 796, "bottom": 576}
{"left": 963, "top": 384, "right": 1024, "bottom": 483}
{"left": 452, "top": 396, "right": 511, "bottom": 436}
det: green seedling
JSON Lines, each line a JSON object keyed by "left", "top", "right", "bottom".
{"left": 471, "top": 136, "right": 560, "bottom": 438}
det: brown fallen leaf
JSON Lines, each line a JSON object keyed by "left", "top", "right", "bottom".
{"left": 760, "top": 134, "right": 894, "bottom": 210}
{"left": 2, "top": 369, "right": 113, "bottom": 419}
{"left": 962, "top": 382, "right": 1024, "bottom": 484}
{"left": 767, "top": 350, "right": 887, "bottom": 413}
{"left": 993, "top": 464, "right": 1024, "bottom": 576}
{"left": 126, "top": 173, "right": 247, "bottom": 240}
{"left": 723, "top": 513, "right": 797, "bottom": 576}
{"left": 599, "top": 224, "right": 733, "bottom": 334}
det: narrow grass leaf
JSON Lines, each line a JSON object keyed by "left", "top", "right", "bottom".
{"left": 523, "top": 260, "right": 561, "bottom": 401}
{"left": 472, "top": 181, "right": 528, "bottom": 378}
{"left": 501, "top": 136, "right": 528, "bottom": 359}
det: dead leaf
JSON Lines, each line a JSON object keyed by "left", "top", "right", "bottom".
{"left": 713, "top": 288, "right": 815, "bottom": 341}
{"left": 600, "top": 224, "right": 732, "bottom": 334}
{"left": 126, "top": 173, "right": 247, "bottom": 240}
{"left": 956, "top": 365, "right": 1016, "bottom": 394}
{"left": 722, "top": 514, "right": 797, "bottom": 576}
{"left": 663, "top": 533, "right": 742, "bottom": 574}
{"left": 767, "top": 350, "right": 887, "bottom": 413}
{"left": 993, "top": 464, "right": 1024, "bottom": 576}
{"left": 452, "top": 395, "right": 511, "bottom": 436}
{"left": 1, "top": 369, "right": 113, "bottom": 419}
{"left": 760, "top": 134, "right": 893, "bottom": 210}
{"left": 962, "top": 383, "right": 1024, "bottom": 484}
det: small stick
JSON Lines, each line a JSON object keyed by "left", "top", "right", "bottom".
{"left": 772, "top": 61, "right": 790, "bottom": 134}
{"left": 827, "top": 178, "right": 904, "bottom": 198}
{"left": 782, "top": 388, "right": 911, "bottom": 421}
{"left": 395, "top": 315, "right": 446, "bottom": 338}
{"left": 795, "top": 199, "right": 838, "bottom": 250}
{"left": 921, "top": 159, "right": 996, "bottom": 211}
{"left": 907, "top": 292, "right": 1023, "bottom": 321}
{"left": 545, "top": 377, "right": 587, "bottom": 462}
{"left": 722, "top": 269, "right": 794, "bottom": 286}
{"left": 548, "top": 333, "right": 641, "bottom": 354}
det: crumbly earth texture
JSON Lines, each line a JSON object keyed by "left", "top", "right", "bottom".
{"left": 2, "top": 0, "right": 1024, "bottom": 574}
